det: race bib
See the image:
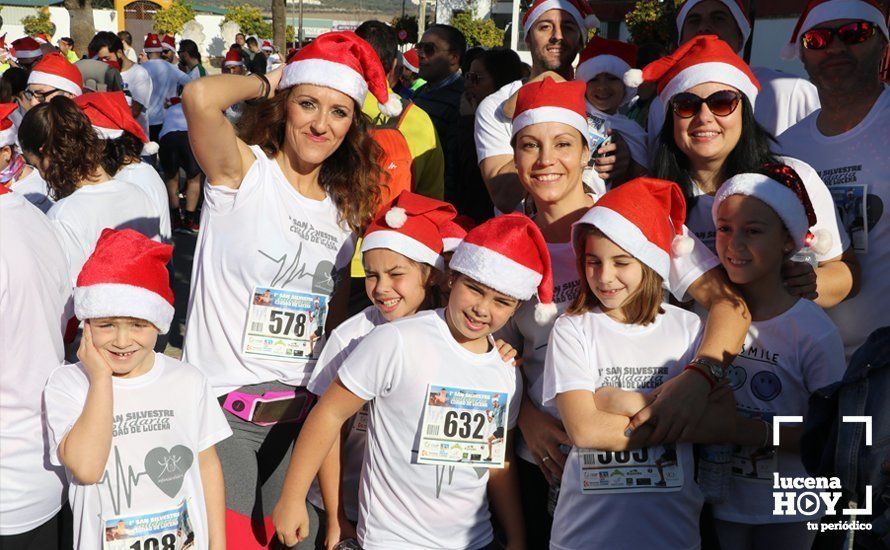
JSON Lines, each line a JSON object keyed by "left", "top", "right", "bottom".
{"left": 103, "top": 499, "right": 194, "bottom": 550}
{"left": 578, "top": 444, "right": 684, "bottom": 494}
{"left": 586, "top": 114, "right": 611, "bottom": 157}
{"left": 731, "top": 444, "right": 778, "bottom": 481}
{"left": 353, "top": 403, "right": 369, "bottom": 433}
{"left": 242, "top": 286, "right": 327, "bottom": 361}
{"left": 418, "top": 385, "right": 509, "bottom": 469}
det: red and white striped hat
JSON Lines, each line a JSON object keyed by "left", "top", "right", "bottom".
{"left": 450, "top": 213, "right": 556, "bottom": 323}
{"left": 575, "top": 36, "right": 641, "bottom": 105}
{"left": 261, "top": 39, "right": 274, "bottom": 52}
{"left": 0, "top": 103, "right": 18, "bottom": 147}
{"left": 362, "top": 191, "right": 457, "bottom": 270}
{"left": 11, "top": 36, "right": 42, "bottom": 60}
{"left": 575, "top": 178, "right": 693, "bottom": 284}
{"left": 161, "top": 34, "right": 176, "bottom": 52}
{"left": 676, "top": 0, "right": 752, "bottom": 52}
{"left": 74, "top": 91, "right": 158, "bottom": 155}
{"left": 224, "top": 49, "right": 244, "bottom": 67}
{"left": 74, "top": 228, "right": 175, "bottom": 333}
{"left": 641, "top": 34, "right": 759, "bottom": 108}
{"left": 781, "top": 0, "right": 889, "bottom": 59}
{"left": 512, "top": 77, "right": 589, "bottom": 146}
{"left": 522, "top": 0, "right": 600, "bottom": 37}
{"left": 143, "top": 33, "right": 163, "bottom": 53}
{"left": 33, "top": 33, "right": 51, "bottom": 45}
{"left": 441, "top": 215, "right": 475, "bottom": 254}
{"left": 402, "top": 48, "right": 420, "bottom": 74}
{"left": 279, "top": 31, "right": 403, "bottom": 117}
{"left": 27, "top": 52, "right": 83, "bottom": 97}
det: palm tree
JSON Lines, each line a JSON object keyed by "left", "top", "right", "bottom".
{"left": 64, "top": 0, "right": 96, "bottom": 56}
{"left": 272, "top": 0, "right": 286, "bottom": 52}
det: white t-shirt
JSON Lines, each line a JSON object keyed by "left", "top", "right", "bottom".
{"left": 497, "top": 226, "right": 719, "bottom": 463}
{"left": 542, "top": 306, "right": 703, "bottom": 550}
{"left": 474, "top": 80, "right": 523, "bottom": 162}
{"left": 712, "top": 299, "right": 845, "bottom": 523}
{"left": 44, "top": 354, "right": 232, "bottom": 550}
{"left": 116, "top": 162, "right": 172, "bottom": 243}
{"left": 0, "top": 191, "right": 69, "bottom": 535}
{"left": 159, "top": 103, "right": 188, "bottom": 139}
{"left": 182, "top": 145, "right": 355, "bottom": 395}
{"left": 646, "top": 66, "right": 821, "bottom": 163}
{"left": 684, "top": 156, "right": 849, "bottom": 259}
{"left": 306, "top": 305, "right": 387, "bottom": 521}
{"left": 778, "top": 86, "right": 890, "bottom": 359}
{"left": 47, "top": 179, "right": 163, "bottom": 286}
{"left": 10, "top": 167, "right": 54, "bottom": 213}
{"left": 120, "top": 63, "right": 153, "bottom": 138}
{"left": 338, "top": 310, "right": 522, "bottom": 550}
{"left": 141, "top": 59, "right": 191, "bottom": 126}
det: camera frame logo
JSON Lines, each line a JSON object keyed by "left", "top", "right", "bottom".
{"left": 771, "top": 415, "right": 874, "bottom": 533}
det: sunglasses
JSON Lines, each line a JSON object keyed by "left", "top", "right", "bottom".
{"left": 465, "top": 71, "right": 486, "bottom": 84}
{"left": 670, "top": 90, "right": 742, "bottom": 119}
{"left": 24, "top": 88, "right": 64, "bottom": 104}
{"left": 801, "top": 21, "right": 876, "bottom": 51}
{"left": 416, "top": 42, "right": 451, "bottom": 56}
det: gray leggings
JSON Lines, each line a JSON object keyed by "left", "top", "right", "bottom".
{"left": 714, "top": 519, "right": 817, "bottom": 550}
{"left": 217, "top": 381, "right": 322, "bottom": 549}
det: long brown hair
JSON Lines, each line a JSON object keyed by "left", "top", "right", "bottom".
{"left": 566, "top": 224, "right": 665, "bottom": 325}
{"left": 19, "top": 96, "right": 105, "bottom": 200}
{"left": 238, "top": 89, "right": 386, "bottom": 233}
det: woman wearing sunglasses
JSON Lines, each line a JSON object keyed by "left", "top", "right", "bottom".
{"left": 648, "top": 35, "right": 855, "bottom": 308}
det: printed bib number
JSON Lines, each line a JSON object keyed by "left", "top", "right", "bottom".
{"left": 578, "top": 444, "right": 683, "bottom": 494}
{"left": 586, "top": 114, "right": 610, "bottom": 156}
{"left": 418, "top": 385, "right": 509, "bottom": 469}
{"left": 103, "top": 500, "right": 194, "bottom": 550}
{"left": 242, "top": 287, "right": 327, "bottom": 361}
{"left": 731, "top": 409, "right": 778, "bottom": 481}
{"left": 352, "top": 403, "right": 369, "bottom": 433}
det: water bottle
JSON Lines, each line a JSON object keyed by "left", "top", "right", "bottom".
{"left": 790, "top": 247, "right": 818, "bottom": 268}
{"left": 698, "top": 444, "right": 733, "bottom": 504}
{"left": 333, "top": 539, "right": 362, "bottom": 550}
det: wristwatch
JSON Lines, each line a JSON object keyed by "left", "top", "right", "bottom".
{"left": 688, "top": 357, "right": 727, "bottom": 384}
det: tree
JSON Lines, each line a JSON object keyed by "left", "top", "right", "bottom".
{"left": 625, "top": 0, "right": 680, "bottom": 46}
{"left": 63, "top": 0, "right": 95, "bottom": 57}
{"left": 223, "top": 4, "right": 272, "bottom": 38}
{"left": 451, "top": 12, "right": 504, "bottom": 48}
{"left": 22, "top": 7, "right": 55, "bottom": 38}
{"left": 154, "top": 0, "right": 197, "bottom": 35}
{"left": 272, "top": 0, "right": 285, "bottom": 52}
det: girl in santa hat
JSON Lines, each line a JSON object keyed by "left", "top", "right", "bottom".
{"left": 707, "top": 164, "right": 845, "bottom": 550}
{"left": 44, "top": 229, "right": 231, "bottom": 550}
{"left": 500, "top": 75, "right": 749, "bottom": 547}
{"left": 272, "top": 214, "right": 549, "bottom": 549}
{"left": 180, "top": 31, "right": 403, "bottom": 548}
{"left": 544, "top": 177, "right": 731, "bottom": 549}
{"left": 647, "top": 35, "right": 855, "bottom": 308}
{"left": 280, "top": 192, "right": 514, "bottom": 548}
{"left": 0, "top": 102, "right": 53, "bottom": 212}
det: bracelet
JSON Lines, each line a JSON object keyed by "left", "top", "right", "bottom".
{"left": 760, "top": 419, "right": 772, "bottom": 448}
{"left": 244, "top": 73, "right": 271, "bottom": 105}
{"left": 683, "top": 363, "right": 715, "bottom": 389}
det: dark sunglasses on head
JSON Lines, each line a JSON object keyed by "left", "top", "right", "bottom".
{"left": 671, "top": 90, "right": 742, "bottom": 119}
{"left": 801, "top": 21, "right": 876, "bottom": 51}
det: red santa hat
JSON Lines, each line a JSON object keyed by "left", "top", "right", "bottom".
{"left": 576, "top": 36, "right": 641, "bottom": 105}
{"left": 74, "top": 228, "right": 175, "bottom": 334}
{"left": 0, "top": 103, "right": 17, "bottom": 147}
{"left": 402, "top": 48, "right": 420, "bottom": 74}
{"left": 522, "top": 0, "right": 600, "bottom": 38}
{"left": 27, "top": 52, "right": 83, "bottom": 97}
{"left": 33, "top": 33, "right": 51, "bottom": 44}
{"left": 279, "top": 31, "right": 403, "bottom": 117}
{"left": 261, "top": 39, "right": 274, "bottom": 52}
{"left": 143, "top": 33, "right": 163, "bottom": 53}
{"left": 641, "top": 34, "right": 759, "bottom": 109}
{"left": 74, "top": 91, "right": 159, "bottom": 155}
{"left": 224, "top": 49, "right": 244, "bottom": 67}
{"left": 11, "top": 37, "right": 42, "bottom": 60}
{"left": 0, "top": 33, "right": 9, "bottom": 52}
{"left": 161, "top": 34, "right": 176, "bottom": 52}
{"left": 675, "top": 0, "right": 752, "bottom": 53}
{"left": 574, "top": 178, "right": 693, "bottom": 284}
{"left": 450, "top": 213, "right": 556, "bottom": 324}
{"left": 441, "top": 215, "right": 475, "bottom": 254}
{"left": 512, "top": 77, "right": 590, "bottom": 146}
{"left": 781, "top": 0, "right": 889, "bottom": 59}
{"left": 712, "top": 163, "right": 832, "bottom": 254}
{"left": 362, "top": 191, "right": 457, "bottom": 270}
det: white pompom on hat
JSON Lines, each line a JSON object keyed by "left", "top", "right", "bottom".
{"left": 512, "top": 77, "right": 590, "bottom": 147}
{"left": 675, "top": 0, "right": 752, "bottom": 53}
{"left": 27, "top": 52, "right": 84, "bottom": 97}
{"left": 712, "top": 163, "right": 832, "bottom": 254}
{"left": 575, "top": 36, "right": 640, "bottom": 106}
{"left": 780, "top": 0, "right": 890, "bottom": 59}
{"left": 522, "top": 0, "right": 600, "bottom": 39}
{"left": 279, "top": 31, "right": 403, "bottom": 117}
{"left": 362, "top": 191, "right": 457, "bottom": 271}
{"left": 74, "top": 229, "right": 175, "bottom": 334}
{"left": 574, "top": 177, "right": 693, "bottom": 284}
{"left": 450, "top": 213, "right": 557, "bottom": 325}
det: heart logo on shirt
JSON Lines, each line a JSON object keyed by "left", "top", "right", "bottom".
{"left": 144, "top": 446, "right": 194, "bottom": 498}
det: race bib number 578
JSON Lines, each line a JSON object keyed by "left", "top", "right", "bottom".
{"left": 242, "top": 287, "right": 327, "bottom": 361}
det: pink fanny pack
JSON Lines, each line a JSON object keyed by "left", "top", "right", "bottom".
{"left": 222, "top": 389, "right": 315, "bottom": 426}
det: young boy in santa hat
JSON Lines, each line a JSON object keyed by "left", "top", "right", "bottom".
{"left": 44, "top": 229, "right": 231, "bottom": 550}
